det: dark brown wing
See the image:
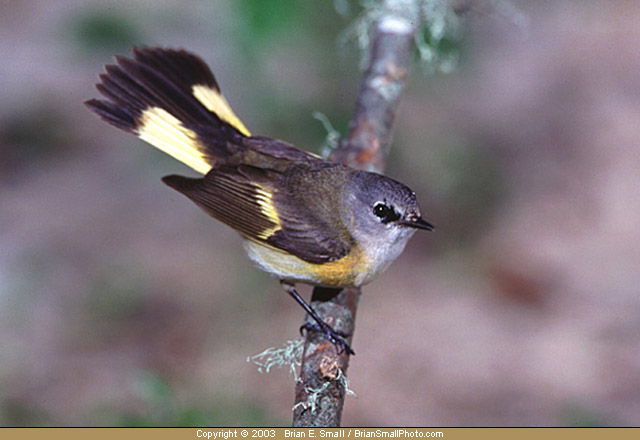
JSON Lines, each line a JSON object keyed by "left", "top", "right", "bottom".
{"left": 162, "top": 165, "right": 353, "bottom": 263}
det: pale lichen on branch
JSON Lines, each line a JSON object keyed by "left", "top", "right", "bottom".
{"left": 339, "top": 0, "right": 463, "bottom": 73}
{"left": 292, "top": 369, "right": 356, "bottom": 415}
{"left": 247, "top": 339, "right": 304, "bottom": 380}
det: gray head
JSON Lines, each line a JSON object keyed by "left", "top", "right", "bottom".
{"left": 344, "top": 171, "right": 433, "bottom": 285}
{"left": 347, "top": 171, "right": 433, "bottom": 232}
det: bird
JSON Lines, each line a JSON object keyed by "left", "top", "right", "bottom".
{"left": 85, "top": 47, "right": 433, "bottom": 355}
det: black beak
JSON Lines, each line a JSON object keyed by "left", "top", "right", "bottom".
{"left": 400, "top": 216, "right": 434, "bottom": 231}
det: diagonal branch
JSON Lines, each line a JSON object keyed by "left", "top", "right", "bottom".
{"left": 292, "top": 0, "right": 422, "bottom": 427}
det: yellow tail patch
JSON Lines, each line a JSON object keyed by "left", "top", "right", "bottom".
{"left": 192, "top": 85, "right": 251, "bottom": 137}
{"left": 136, "top": 85, "right": 250, "bottom": 175}
{"left": 138, "top": 107, "right": 212, "bottom": 174}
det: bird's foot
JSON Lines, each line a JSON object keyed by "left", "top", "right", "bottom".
{"left": 300, "top": 323, "right": 355, "bottom": 355}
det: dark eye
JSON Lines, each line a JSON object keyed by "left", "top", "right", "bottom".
{"left": 373, "top": 202, "right": 400, "bottom": 223}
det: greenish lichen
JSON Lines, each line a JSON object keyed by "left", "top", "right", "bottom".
{"left": 247, "top": 339, "right": 304, "bottom": 381}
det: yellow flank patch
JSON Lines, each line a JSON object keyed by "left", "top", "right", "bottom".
{"left": 310, "top": 245, "right": 367, "bottom": 287}
{"left": 243, "top": 239, "right": 366, "bottom": 287}
{"left": 192, "top": 84, "right": 251, "bottom": 137}
{"left": 253, "top": 185, "right": 281, "bottom": 238}
{"left": 138, "top": 107, "right": 212, "bottom": 174}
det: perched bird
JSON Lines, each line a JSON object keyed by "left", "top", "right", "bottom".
{"left": 86, "top": 47, "right": 433, "bottom": 354}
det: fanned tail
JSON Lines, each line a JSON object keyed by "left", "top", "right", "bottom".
{"left": 85, "top": 47, "right": 250, "bottom": 174}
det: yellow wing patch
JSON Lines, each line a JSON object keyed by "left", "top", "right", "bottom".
{"left": 138, "top": 107, "right": 212, "bottom": 174}
{"left": 192, "top": 84, "right": 251, "bottom": 137}
{"left": 253, "top": 185, "right": 282, "bottom": 239}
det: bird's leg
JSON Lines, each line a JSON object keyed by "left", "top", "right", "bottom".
{"left": 282, "top": 281, "right": 355, "bottom": 355}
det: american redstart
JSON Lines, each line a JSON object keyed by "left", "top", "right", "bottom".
{"left": 86, "top": 47, "right": 433, "bottom": 354}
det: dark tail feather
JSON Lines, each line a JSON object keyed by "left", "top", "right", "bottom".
{"left": 85, "top": 98, "right": 137, "bottom": 133}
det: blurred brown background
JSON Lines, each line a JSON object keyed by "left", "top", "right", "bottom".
{"left": 1, "top": 0, "right": 639, "bottom": 426}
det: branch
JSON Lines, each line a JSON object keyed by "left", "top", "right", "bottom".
{"left": 292, "top": 0, "right": 421, "bottom": 427}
